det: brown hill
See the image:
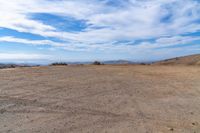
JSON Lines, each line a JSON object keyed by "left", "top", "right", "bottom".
{"left": 154, "top": 54, "right": 200, "bottom": 66}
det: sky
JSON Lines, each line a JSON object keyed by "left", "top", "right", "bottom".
{"left": 0, "top": 0, "right": 200, "bottom": 63}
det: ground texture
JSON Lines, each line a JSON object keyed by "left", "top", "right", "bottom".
{"left": 0, "top": 65, "right": 200, "bottom": 133}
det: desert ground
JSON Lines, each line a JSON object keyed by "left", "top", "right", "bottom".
{"left": 0, "top": 65, "right": 200, "bottom": 133}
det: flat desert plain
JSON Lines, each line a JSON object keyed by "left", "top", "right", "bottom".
{"left": 0, "top": 65, "right": 200, "bottom": 133}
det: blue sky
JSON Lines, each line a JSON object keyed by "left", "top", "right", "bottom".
{"left": 0, "top": 0, "right": 200, "bottom": 63}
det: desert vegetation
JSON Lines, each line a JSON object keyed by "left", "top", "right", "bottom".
{"left": 92, "top": 61, "right": 103, "bottom": 65}
{"left": 50, "top": 62, "right": 68, "bottom": 66}
{"left": 0, "top": 64, "right": 17, "bottom": 69}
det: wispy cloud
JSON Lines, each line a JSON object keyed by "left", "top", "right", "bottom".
{"left": 0, "top": 0, "right": 199, "bottom": 61}
{"left": 0, "top": 53, "right": 50, "bottom": 60}
{"left": 0, "top": 36, "right": 65, "bottom": 47}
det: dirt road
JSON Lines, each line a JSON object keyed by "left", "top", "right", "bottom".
{"left": 0, "top": 65, "right": 200, "bottom": 133}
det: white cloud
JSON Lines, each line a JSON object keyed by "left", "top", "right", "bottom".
{"left": 0, "top": 35, "right": 199, "bottom": 54}
{"left": 156, "top": 36, "right": 200, "bottom": 46}
{"left": 132, "top": 36, "right": 200, "bottom": 50}
{"left": 0, "top": 36, "right": 66, "bottom": 47}
{"left": 0, "top": 0, "right": 200, "bottom": 52}
{"left": 0, "top": 53, "right": 50, "bottom": 60}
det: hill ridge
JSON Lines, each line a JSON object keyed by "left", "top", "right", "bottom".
{"left": 154, "top": 54, "right": 200, "bottom": 65}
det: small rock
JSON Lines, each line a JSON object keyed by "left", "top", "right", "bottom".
{"left": 0, "top": 109, "right": 6, "bottom": 114}
{"left": 170, "top": 128, "right": 174, "bottom": 131}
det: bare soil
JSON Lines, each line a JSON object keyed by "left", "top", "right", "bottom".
{"left": 0, "top": 65, "right": 200, "bottom": 133}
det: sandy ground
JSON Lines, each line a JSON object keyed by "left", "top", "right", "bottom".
{"left": 0, "top": 65, "right": 200, "bottom": 133}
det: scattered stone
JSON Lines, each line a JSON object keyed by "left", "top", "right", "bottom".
{"left": 6, "top": 129, "right": 12, "bottom": 133}
{"left": 0, "top": 109, "right": 6, "bottom": 114}
{"left": 170, "top": 128, "right": 174, "bottom": 131}
{"left": 33, "top": 99, "right": 37, "bottom": 102}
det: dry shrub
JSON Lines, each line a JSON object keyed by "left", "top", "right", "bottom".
{"left": 92, "top": 61, "right": 102, "bottom": 65}
{"left": 50, "top": 62, "right": 68, "bottom": 66}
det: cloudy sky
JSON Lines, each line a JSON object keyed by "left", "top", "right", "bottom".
{"left": 0, "top": 0, "right": 200, "bottom": 63}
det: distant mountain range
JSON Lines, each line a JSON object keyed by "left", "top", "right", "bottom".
{"left": 102, "top": 60, "right": 135, "bottom": 64}
{"left": 61, "top": 54, "right": 200, "bottom": 65}
{"left": 0, "top": 64, "right": 18, "bottom": 69}
{"left": 0, "top": 63, "right": 35, "bottom": 69}
{"left": 1, "top": 54, "right": 200, "bottom": 68}
{"left": 60, "top": 60, "right": 137, "bottom": 65}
